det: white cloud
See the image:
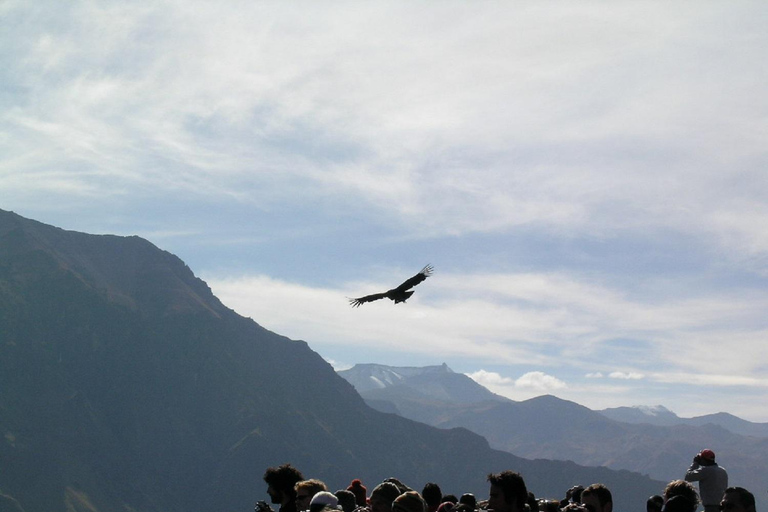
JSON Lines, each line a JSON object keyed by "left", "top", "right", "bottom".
{"left": 466, "top": 370, "right": 515, "bottom": 387}
{"left": 609, "top": 372, "right": 645, "bottom": 380}
{"left": 4, "top": 1, "right": 768, "bottom": 264}
{"left": 514, "top": 371, "right": 567, "bottom": 391}
{"left": 466, "top": 370, "right": 567, "bottom": 401}
{"left": 204, "top": 269, "right": 768, "bottom": 383}
{"left": 4, "top": 1, "right": 768, "bottom": 421}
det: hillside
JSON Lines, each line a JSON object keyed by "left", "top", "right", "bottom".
{"left": 0, "top": 210, "right": 664, "bottom": 512}
{"left": 339, "top": 363, "right": 768, "bottom": 512}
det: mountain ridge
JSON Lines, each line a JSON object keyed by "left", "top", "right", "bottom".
{"left": 0, "top": 209, "right": 664, "bottom": 512}
{"left": 338, "top": 363, "right": 768, "bottom": 512}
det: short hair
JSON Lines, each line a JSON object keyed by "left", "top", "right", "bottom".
{"left": 443, "top": 495, "right": 459, "bottom": 505}
{"left": 582, "top": 484, "right": 612, "bottom": 508}
{"left": 647, "top": 495, "right": 664, "bottom": 512}
{"left": 264, "top": 464, "right": 305, "bottom": 495}
{"left": 487, "top": 471, "right": 528, "bottom": 510}
{"left": 422, "top": 483, "right": 443, "bottom": 508}
{"left": 335, "top": 490, "right": 357, "bottom": 512}
{"left": 568, "top": 486, "right": 584, "bottom": 504}
{"left": 459, "top": 494, "right": 477, "bottom": 509}
{"left": 663, "top": 481, "right": 700, "bottom": 507}
{"left": 724, "top": 487, "right": 756, "bottom": 512}
{"left": 371, "top": 482, "right": 402, "bottom": 507}
{"left": 296, "top": 480, "right": 329, "bottom": 497}
{"left": 384, "top": 478, "right": 412, "bottom": 494}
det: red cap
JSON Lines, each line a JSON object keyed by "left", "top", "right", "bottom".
{"left": 700, "top": 449, "right": 715, "bottom": 461}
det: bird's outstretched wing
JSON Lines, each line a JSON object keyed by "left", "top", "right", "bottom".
{"left": 394, "top": 264, "right": 434, "bottom": 292}
{"left": 349, "top": 292, "right": 388, "bottom": 308}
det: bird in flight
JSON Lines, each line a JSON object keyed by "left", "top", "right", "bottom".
{"left": 349, "top": 264, "right": 434, "bottom": 307}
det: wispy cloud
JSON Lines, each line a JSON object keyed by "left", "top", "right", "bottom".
{"left": 5, "top": 2, "right": 768, "bottom": 259}
{"left": 204, "top": 268, "right": 768, "bottom": 405}
{"left": 4, "top": 1, "right": 768, "bottom": 420}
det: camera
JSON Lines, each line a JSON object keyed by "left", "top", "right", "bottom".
{"left": 255, "top": 501, "right": 274, "bottom": 512}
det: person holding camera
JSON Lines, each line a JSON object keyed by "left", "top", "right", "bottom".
{"left": 684, "top": 449, "right": 728, "bottom": 512}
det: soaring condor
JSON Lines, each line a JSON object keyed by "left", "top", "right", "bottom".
{"left": 349, "top": 264, "right": 434, "bottom": 307}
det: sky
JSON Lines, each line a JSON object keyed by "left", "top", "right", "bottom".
{"left": 3, "top": 1, "right": 768, "bottom": 421}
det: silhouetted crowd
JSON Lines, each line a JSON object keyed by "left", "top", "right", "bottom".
{"left": 258, "top": 450, "right": 755, "bottom": 512}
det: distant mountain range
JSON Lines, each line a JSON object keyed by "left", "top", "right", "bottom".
{"left": 599, "top": 405, "right": 768, "bottom": 438}
{"left": 0, "top": 210, "right": 664, "bottom": 512}
{"left": 339, "top": 363, "right": 768, "bottom": 512}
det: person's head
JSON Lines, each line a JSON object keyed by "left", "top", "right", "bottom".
{"left": 663, "top": 480, "right": 699, "bottom": 510}
{"left": 393, "top": 492, "right": 427, "bottom": 512}
{"left": 459, "top": 494, "right": 477, "bottom": 510}
{"left": 371, "top": 483, "right": 403, "bottom": 512}
{"left": 310, "top": 492, "right": 340, "bottom": 512}
{"left": 580, "top": 484, "right": 612, "bottom": 512}
{"left": 487, "top": 471, "right": 528, "bottom": 512}
{"left": 721, "top": 487, "right": 756, "bottom": 512}
{"left": 348, "top": 480, "right": 368, "bottom": 507}
{"left": 567, "top": 487, "right": 584, "bottom": 504}
{"left": 662, "top": 496, "right": 696, "bottom": 512}
{"left": 697, "top": 450, "right": 717, "bottom": 466}
{"left": 264, "top": 464, "right": 305, "bottom": 506}
{"left": 422, "top": 483, "right": 443, "bottom": 511}
{"left": 383, "top": 478, "right": 412, "bottom": 494}
{"left": 647, "top": 495, "right": 664, "bottom": 512}
{"left": 335, "top": 490, "right": 357, "bottom": 512}
{"left": 295, "top": 480, "right": 329, "bottom": 512}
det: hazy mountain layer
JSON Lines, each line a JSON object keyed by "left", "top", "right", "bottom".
{"left": 339, "top": 363, "right": 768, "bottom": 512}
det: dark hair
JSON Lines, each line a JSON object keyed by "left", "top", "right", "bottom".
{"left": 569, "top": 487, "right": 584, "bottom": 504}
{"left": 264, "top": 464, "right": 305, "bottom": 495}
{"left": 459, "top": 494, "right": 477, "bottom": 509}
{"left": 335, "top": 490, "right": 357, "bottom": 512}
{"left": 487, "top": 471, "right": 528, "bottom": 510}
{"left": 384, "top": 477, "right": 412, "bottom": 494}
{"left": 582, "top": 484, "right": 612, "bottom": 508}
{"left": 422, "top": 483, "right": 443, "bottom": 508}
{"left": 647, "top": 495, "right": 664, "bottom": 512}
{"left": 724, "top": 488, "right": 755, "bottom": 512}
{"left": 663, "top": 480, "right": 699, "bottom": 507}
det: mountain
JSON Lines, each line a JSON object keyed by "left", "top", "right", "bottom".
{"left": 600, "top": 406, "right": 768, "bottom": 438}
{"left": 0, "top": 209, "right": 664, "bottom": 512}
{"left": 339, "top": 364, "right": 768, "bottom": 512}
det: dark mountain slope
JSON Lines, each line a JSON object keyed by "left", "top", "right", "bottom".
{"left": 0, "top": 210, "right": 663, "bottom": 512}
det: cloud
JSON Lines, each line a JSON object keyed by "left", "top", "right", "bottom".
{"left": 4, "top": 1, "right": 768, "bottom": 265}
{"left": 514, "top": 371, "right": 567, "bottom": 391}
{"left": 466, "top": 370, "right": 515, "bottom": 387}
{"left": 466, "top": 370, "right": 566, "bottom": 398}
{"left": 608, "top": 372, "right": 645, "bottom": 380}
{"left": 204, "top": 268, "right": 768, "bottom": 385}
{"left": 5, "top": 1, "right": 768, "bottom": 421}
